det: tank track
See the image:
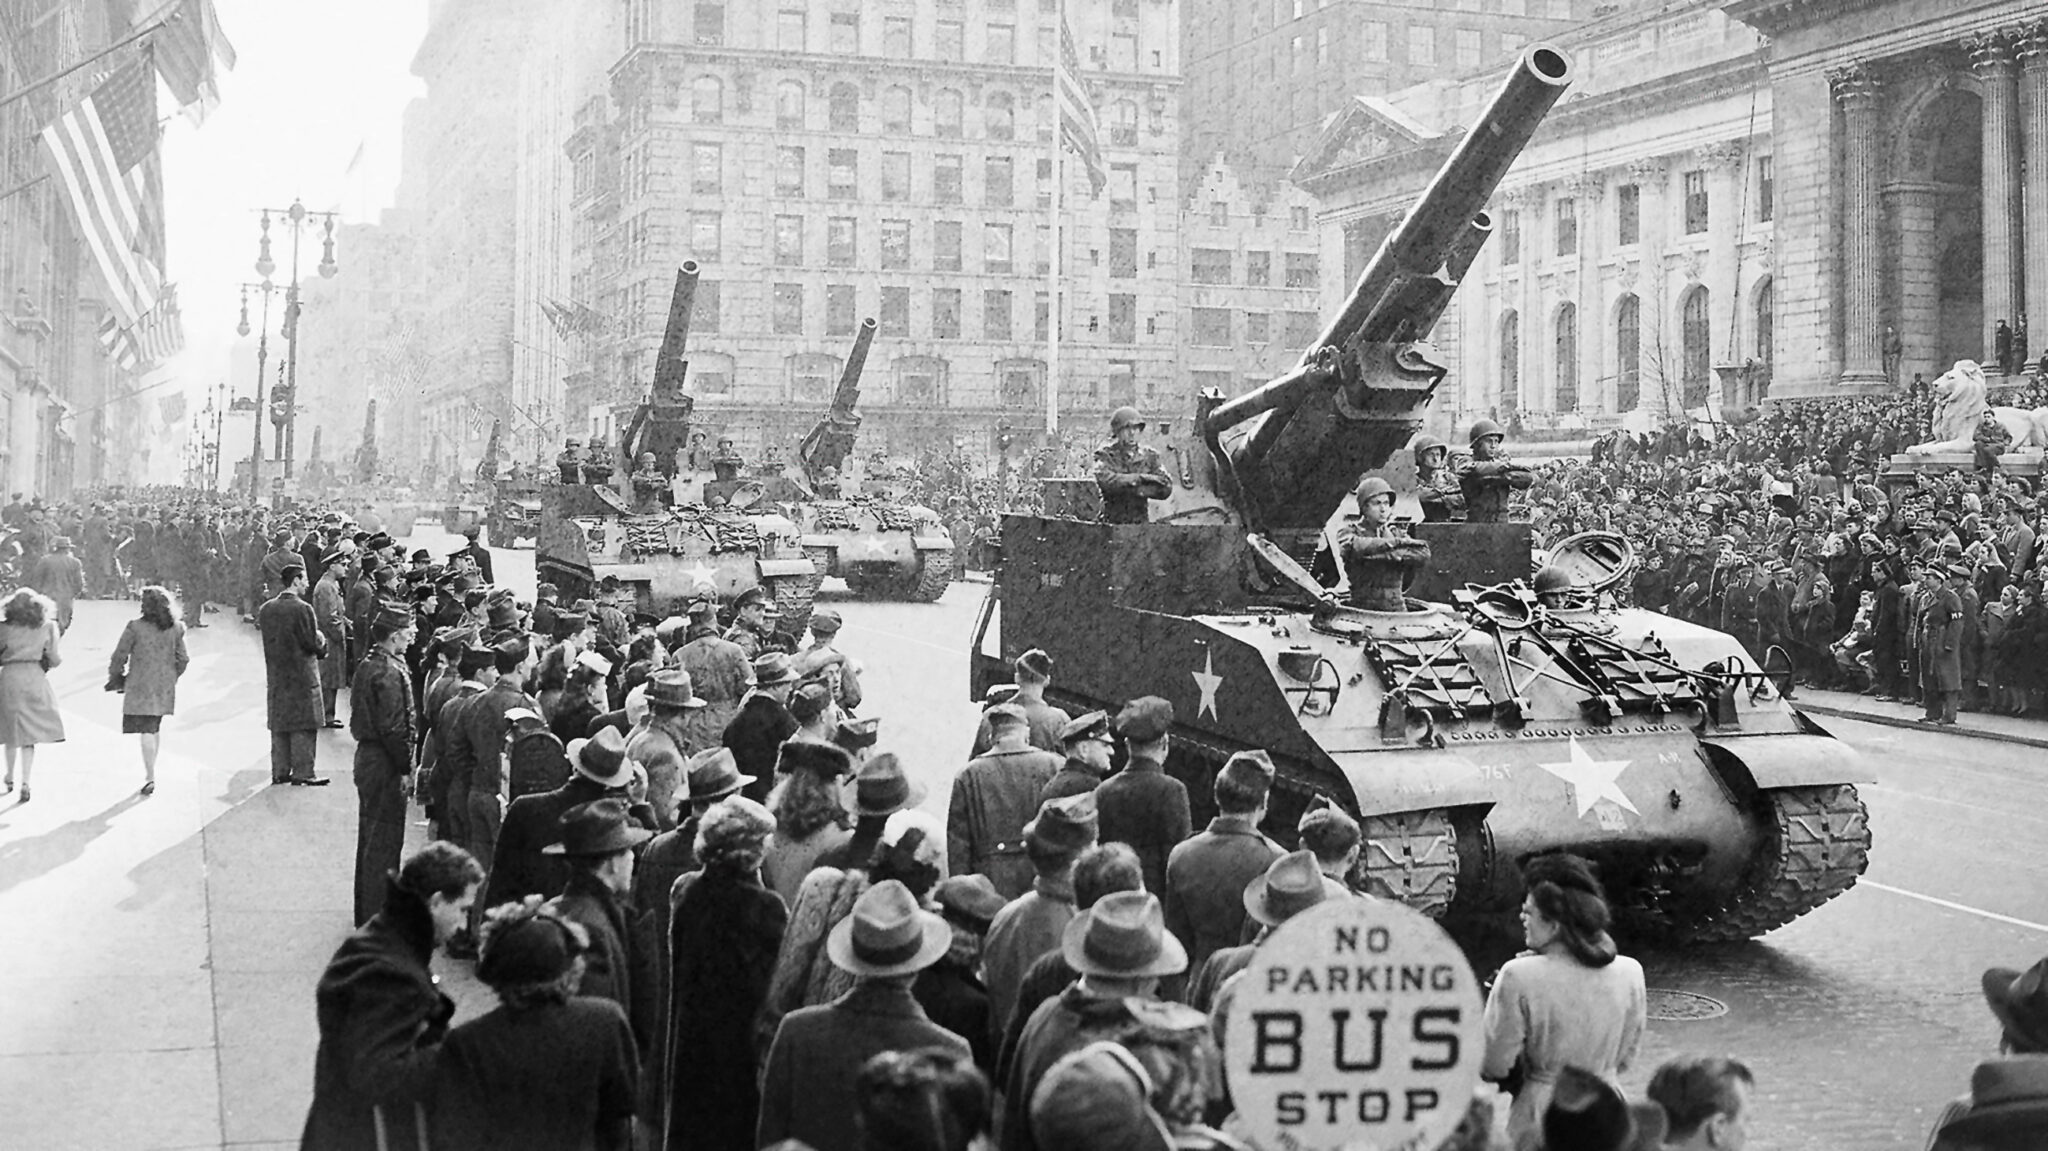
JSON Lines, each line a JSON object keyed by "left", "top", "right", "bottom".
{"left": 1680, "top": 784, "right": 1871, "bottom": 943}
{"left": 905, "top": 549, "right": 952, "bottom": 602}
{"left": 1360, "top": 810, "right": 1461, "bottom": 918}
{"left": 769, "top": 569, "right": 821, "bottom": 642}
{"left": 803, "top": 544, "right": 837, "bottom": 582}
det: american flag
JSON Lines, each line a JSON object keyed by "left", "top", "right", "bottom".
{"left": 98, "top": 285, "right": 186, "bottom": 372}
{"left": 153, "top": 0, "right": 238, "bottom": 124}
{"left": 1056, "top": 8, "right": 1107, "bottom": 196}
{"left": 41, "top": 61, "right": 162, "bottom": 329}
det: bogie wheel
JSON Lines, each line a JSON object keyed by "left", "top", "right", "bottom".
{"left": 768, "top": 571, "right": 821, "bottom": 641}
{"left": 1360, "top": 809, "right": 1462, "bottom": 918}
{"left": 1676, "top": 783, "right": 1871, "bottom": 944}
{"left": 802, "top": 545, "right": 837, "bottom": 583}
{"left": 904, "top": 550, "right": 952, "bottom": 602}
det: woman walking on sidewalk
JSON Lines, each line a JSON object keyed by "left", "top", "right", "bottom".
{"left": 107, "top": 586, "right": 190, "bottom": 797}
{"left": 0, "top": 587, "right": 63, "bottom": 802}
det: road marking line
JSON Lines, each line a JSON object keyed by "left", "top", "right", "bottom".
{"left": 838, "top": 621, "right": 968, "bottom": 657}
{"left": 1863, "top": 783, "right": 2048, "bottom": 827}
{"left": 1862, "top": 880, "right": 2048, "bottom": 934}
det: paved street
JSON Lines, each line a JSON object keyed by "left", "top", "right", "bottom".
{"left": 0, "top": 526, "right": 2040, "bottom": 1149}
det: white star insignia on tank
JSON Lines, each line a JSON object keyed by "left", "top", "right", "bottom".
{"left": 1536, "top": 736, "right": 1639, "bottom": 819}
{"left": 1192, "top": 650, "right": 1223, "bottom": 721}
{"left": 684, "top": 560, "right": 717, "bottom": 587}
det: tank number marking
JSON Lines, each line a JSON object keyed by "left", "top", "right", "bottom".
{"left": 1039, "top": 573, "right": 1066, "bottom": 588}
{"left": 1474, "top": 763, "right": 1513, "bottom": 782}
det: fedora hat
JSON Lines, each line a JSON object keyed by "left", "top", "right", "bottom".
{"left": 486, "top": 600, "right": 520, "bottom": 632}
{"left": 777, "top": 739, "right": 855, "bottom": 780}
{"left": 1938, "top": 1056, "right": 2048, "bottom": 1140}
{"left": 752, "top": 651, "right": 799, "bottom": 686}
{"left": 1023, "top": 791, "right": 1099, "bottom": 855}
{"left": 1061, "top": 891, "right": 1187, "bottom": 979}
{"left": 1542, "top": 1066, "right": 1668, "bottom": 1151}
{"left": 1030, "top": 1042, "right": 1173, "bottom": 1151}
{"left": 541, "top": 797, "right": 652, "bottom": 857}
{"left": 568, "top": 727, "right": 632, "bottom": 788}
{"left": 646, "top": 668, "right": 706, "bottom": 709}
{"left": 852, "top": 752, "right": 927, "bottom": 817}
{"left": 933, "top": 874, "right": 1007, "bottom": 932}
{"left": 1983, "top": 960, "right": 2048, "bottom": 1053}
{"left": 788, "top": 682, "right": 832, "bottom": 723}
{"left": 1244, "top": 850, "right": 1345, "bottom": 927}
{"left": 825, "top": 879, "right": 952, "bottom": 978}
{"left": 686, "top": 746, "right": 754, "bottom": 803}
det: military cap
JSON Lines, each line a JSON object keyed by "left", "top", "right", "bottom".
{"left": 1024, "top": 791, "right": 1100, "bottom": 855}
{"left": 984, "top": 701, "right": 1028, "bottom": 727}
{"left": 932, "top": 874, "right": 1008, "bottom": 931}
{"left": 1016, "top": 648, "right": 1054, "bottom": 679}
{"left": 372, "top": 604, "right": 413, "bottom": 633}
{"left": 833, "top": 715, "right": 881, "bottom": 750}
{"left": 1115, "top": 696, "right": 1174, "bottom": 743}
{"left": 808, "top": 607, "right": 843, "bottom": 635}
{"left": 366, "top": 533, "right": 393, "bottom": 551}
{"left": 1058, "top": 710, "right": 1111, "bottom": 745}
{"left": 410, "top": 548, "right": 432, "bottom": 563}
{"left": 734, "top": 586, "right": 771, "bottom": 611}
{"left": 457, "top": 644, "right": 497, "bottom": 674}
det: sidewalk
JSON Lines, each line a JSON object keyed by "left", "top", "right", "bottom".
{"left": 1793, "top": 686, "right": 2048, "bottom": 750}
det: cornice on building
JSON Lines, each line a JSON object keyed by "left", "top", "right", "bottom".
{"left": 1723, "top": 0, "right": 1891, "bottom": 38}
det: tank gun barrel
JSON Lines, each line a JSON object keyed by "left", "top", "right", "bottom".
{"left": 651, "top": 261, "right": 701, "bottom": 404}
{"left": 831, "top": 317, "right": 877, "bottom": 416}
{"left": 799, "top": 317, "right": 879, "bottom": 485}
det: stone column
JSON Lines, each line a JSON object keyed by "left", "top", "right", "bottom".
{"left": 1829, "top": 66, "right": 1887, "bottom": 385}
{"left": 1969, "top": 29, "right": 2024, "bottom": 374}
{"left": 1885, "top": 182, "right": 1943, "bottom": 387}
{"left": 2019, "top": 20, "right": 2048, "bottom": 359}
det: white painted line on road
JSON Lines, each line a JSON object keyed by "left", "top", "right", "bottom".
{"left": 1862, "top": 880, "right": 2048, "bottom": 934}
{"left": 1864, "top": 783, "right": 2048, "bottom": 827}
{"left": 839, "top": 621, "right": 968, "bottom": 657}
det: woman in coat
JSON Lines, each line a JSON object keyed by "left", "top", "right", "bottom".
{"left": 0, "top": 587, "right": 63, "bottom": 802}
{"left": 107, "top": 586, "right": 190, "bottom": 797}
{"left": 665, "top": 797, "right": 787, "bottom": 1151}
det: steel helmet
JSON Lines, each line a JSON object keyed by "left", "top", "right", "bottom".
{"left": 1468, "top": 418, "right": 1505, "bottom": 445}
{"left": 1354, "top": 476, "right": 1396, "bottom": 506}
{"left": 1533, "top": 565, "right": 1573, "bottom": 595}
{"left": 1110, "top": 406, "right": 1145, "bottom": 431}
{"left": 1413, "top": 434, "right": 1447, "bottom": 465}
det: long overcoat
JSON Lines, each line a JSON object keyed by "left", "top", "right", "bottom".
{"left": 664, "top": 863, "right": 787, "bottom": 1151}
{"left": 108, "top": 617, "right": 188, "bottom": 717}
{"left": 258, "top": 590, "right": 326, "bottom": 732}
{"left": 1919, "top": 587, "right": 1964, "bottom": 691}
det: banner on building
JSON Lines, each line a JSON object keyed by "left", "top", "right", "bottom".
{"left": 97, "top": 285, "right": 185, "bottom": 372}
{"left": 154, "top": 0, "right": 238, "bottom": 124}
{"left": 159, "top": 392, "right": 186, "bottom": 426}
{"left": 1055, "top": 9, "right": 1107, "bottom": 196}
{"left": 40, "top": 60, "right": 163, "bottom": 328}
{"left": 541, "top": 297, "right": 612, "bottom": 339}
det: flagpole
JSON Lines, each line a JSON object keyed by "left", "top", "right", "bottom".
{"left": 0, "top": 12, "right": 174, "bottom": 113}
{"left": 1047, "top": 114, "right": 1061, "bottom": 438}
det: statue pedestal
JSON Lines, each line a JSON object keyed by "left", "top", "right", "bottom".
{"left": 1883, "top": 449, "right": 2044, "bottom": 485}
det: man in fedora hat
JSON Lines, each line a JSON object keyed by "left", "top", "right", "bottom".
{"left": 489, "top": 727, "right": 634, "bottom": 909}
{"left": 347, "top": 604, "right": 419, "bottom": 926}
{"left": 1094, "top": 697, "right": 1190, "bottom": 896}
{"left": 259, "top": 564, "right": 331, "bottom": 787}
{"left": 1646, "top": 1055, "right": 1755, "bottom": 1151}
{"left": 1186, "top": 849, "right": 1343, "bottom": 1013}
{"left": 1924, "top": 958, "right": 2048, "bottom": 1149}
{"left": 757, "top": 880, "right": 972, "bottom": 1151}
{"left": 544, "top": 799, "right": 658, "bottom": 1057}
{"left": 723, "top": 651, "right": 801, "bottom": 805}
{"left": 625, "top": 668, "right": 710, "bottom": 832}
{"left": 969, "top": 648, "right": 1071, "bottom": 756}
{"left": 27, "top": 533, "right": 83, "bottom": 633}
{"left": 1041, "top": 710, "right": 1112, "bottom": 804}
{"left": 949, "top": 702, "right": 1064, "bottom": 899}
{"left": 633, "top": 746, "right": 759, "bottom": 960}
{"left": 675, "top": 595, "right": 751, "bottom": 737}
{"left": 993, "top": 843, "right": 1147, "bottom": 1082}
{"left": 983, "top": 792, "right": 1099, "bottom": 1043}
{"left": 815, "top": 750, "right": 924, "bottom": 873}
{"left": 1164, "top": 750, "right": 1283, "bottom": 978}
{"left": 724, "top": 585, "right": 781, "bottom": 659}
{"left": 1001, "top": 889, "right": 1187, "bottom": 1151}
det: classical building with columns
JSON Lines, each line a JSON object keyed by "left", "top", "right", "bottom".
{"left": 1726, "top": 0, "right": 2048, "bottom": 396}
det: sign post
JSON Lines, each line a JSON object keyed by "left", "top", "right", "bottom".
{"left": 1223, "top": 898, "right": 1484, "bottom": 1151}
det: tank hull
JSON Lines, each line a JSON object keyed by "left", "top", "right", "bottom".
{"left": 789, "top": 498, "right": 953, "bottom": 602}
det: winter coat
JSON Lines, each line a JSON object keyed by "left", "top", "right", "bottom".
{"left": 721, "top": 691, "right": 799, "bottom": 805}
{"left": 1163, "top": 815, "right": 1284, "bottom": 978}
{"left": 757, "top": 867, "right": 866, "bottom": 1056}
{"left": 1918, "top": 587, "right": 1964, "bottom": 691}
{"left": 258, "top": 590, "right": 326, "bottom": 732}
{"left": 549, "top": 871, "right": 661, "bottom": 1060}
{"left": 1094, "top": 756, "right": 1192, "bottom": 897}
{"left": 431, "top": 997, "right": 639, "bottom": 1151}
{"left": 108, "top": 617, "right": 188, "bottom": 717}
{"left": 946, "top": 745, "right": 1062, "bottom": 898}
{"left": 664, "top": 863, "right": 788, "bottom": 1151}
{"left": 757, "top": 980, "right": 973, "bottom": 1151}
{"left": 487, "top": 775, "right": 621, "bottom": 909}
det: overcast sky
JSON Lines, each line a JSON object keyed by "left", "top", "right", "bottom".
{"left": 159, "top": 0, "right": 425, "bottom": 417}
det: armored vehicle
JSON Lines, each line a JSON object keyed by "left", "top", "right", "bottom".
{"left": 969, "top": 44, "right": 1869, "bottom": 942}
{"left": 538, "top": 262, "right": 818, "bottom": 637}
{"left": 754, "top": 318, "right": 953, "bottom": 601}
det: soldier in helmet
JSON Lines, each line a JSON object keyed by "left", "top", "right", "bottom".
{"left": 815, "top": 464, "right": 843, "bottom": 499}
{"left": 1337, "top": 476, "right": 1431, "bottom": 611}
{"left": 581, "top": 439, "right": 615, "bottom": 486}
{"left": 1092, "top": 406, "right": 1172, "bottom": 524}
{"left": 1533, "top": 564, "right": 1581, "bottom": 611}
{"left": 710, "top": 436, "right": 745, "bottom": 482}
{"left": 556, "top": 438, "right": 586, "bottom": 484}
{"left": 1412, "top": 434, "right": 1465, "bottom": 523}
{"left": 1454, "top": 418, "right": 1533, "bottom": 523}
{"left": 630, "top": 451, "right": 668, "bottom": 511}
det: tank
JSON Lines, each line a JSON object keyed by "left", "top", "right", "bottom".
{"left": 969, "top": 44, "right": 1870, "bottom": 943}
{"left": 538, "top": 262, "right": 820, "bottom": 636}
{"left": 757, "top": 318, "right": 954, "bottom": 601}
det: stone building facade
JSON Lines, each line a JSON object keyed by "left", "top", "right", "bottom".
{"left": 1178, "top": 157, "right": 1325, "bottom": 398}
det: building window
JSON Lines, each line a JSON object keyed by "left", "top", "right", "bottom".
{"left": 1501, "top": 0, "right": 1526, "bottom": 14}
{"left": 691, "top": 143, "right": 721, "bottom": 195}
{"left": 1191, "top": 248, "right": 1232, "bottom": 284}
{"left": 693, "top": 2, "right": 724, "bottom": 46}
{"left": 1617, "top": 184, "right": 1639, "bottom": 246}
{"left": 934, "top": 221, "right": 961, "bottom": 271}
{"left": 1681, "top": 286, "right": 1711, "bottom": 406}
{"left": 1035, "top": 292, "right": 1049, "bottom": 340}
{"left": 1363, "top": 21, "right": 1387, "bottom": 61}
{"left": 883, "top": 16, "right": 911, "bottom": 58}
{"left": 1317, "top": 27, "right": 1329, "bottom": 65}
{"left": 1290, "top": 205, "right": 1311, "bottom": 231}
{"left": 985, "top": 224, "right": 1014, "bottom": 273}
{"left": 692, "top": 76, "right": 722, "bottom": 124}
{"left": 882, "top": 86, "right": 911, "bottom": 133}
{"left": 827, "top": 217, "right": 857, "bottom": 266}
{"left": 1683, "top": 169, "right": 1708, "bottom": 235}
{"left": 1291, "top": 36, "right": 1304, "bottom": 74}
{"left": 987, "top": 22, "right": 1015, "bottom": 64}
{"left": 776, "top": 146, "right": 805, "bottom": 197}
{"left": 881, "top": 219, "right": 911, "bottom": 269}
{"left": 1036, "top": 223, "right": 1051, "bottom": 272}
{"left": 1284, "top": 251, "right": 1318, "bottom": 289}
{"left": 827, "top": 83, "right": 860, "bottom": 132}
{"left": 773, "top": 283, "right": 804, "bottom": 334}
{"left": 694, "top": 282, "right": 721, "bottom": 334}
{"left": 934, "top": 154, "right": 962, "bottom": 203}
{"left": 1553, "top": 303, "right": 1578, "bottom": 412}
{"left": 985, "top": 289, "right": 1013, "bottom": 340}
{"left": 985, "top": 156, "right": 1014, "bottom": 207}
{"left": 879, "top": 287, "right": 909, "bottom": 337}
{"left": 933, "top": 288, "right": 961, "bottom": 339}
{"left": 1615, "top": 294, "right": 1640, "bottom": 412}
{"left": 1109, "top": 228, "right": 1136, "bottom": 278}
{"left": 829, "top": 12, "right": 859, "bottom": 54}
{"left": 1036, "top": 94, "right": 1054, "bottom": 142}
{"left": 1500, "top": 208, "right": 1520, "bottom": 266}
{"left": 773, "top": 215, "right": 803, "bottom": 265}
{"left": 986, "top": 92, "right": 1016, "bottom": 141}
{"left": 1500, "top": 310, "right": 1520, "bottom": 411}
{"left": 826, "top": 284, "right": 857, "bottom": 336}
{"left": 935, "top": 89, "right": 963, "bottom": 137}
{"left": 1246, "top": 311, "right": 1270, "bottom": 342}
{"left": 1108, "top": 294, "right": 1137, "bottom": 343}
{"left": 778, "top": 8, "right": 805, "bottom": 51}
{"left": 1209, "top": 201, "right": 1227, "bottom": 227}
{"left": 1110, "top": 29, "right": 1137, "bottom": 70}
{"left": 1242, "top": 250, "right": 1269, "bottom": 286}
{"left": 1191, "top": 307, "right": 1231, "bottom": 346}
{"left": 1756, "top": 155, "right": 1774, "bottom": 222}
{"left": 881, "top": 152, "right": 909, "bottom": 201}
{"left": 828, "top": 149, "right": 857, "bottom": 199}
{"left": 1281, "top": 310, "right": 1317, "bottom": 348}
{"left": 689, "top": 212, "right": 720, "bottom": 261}
{"left": 936, "top": 19, "right": 964, "bottom": 60}
{"left": 776, "top": 80, "right": 806, "bottom": 130}
{"left": 1107, "top": 100, "right": 1138, "bottom": 146}
{"left": 1036, "top": 158, "right": 1052, "bottom": 207}
{"left": 1110, "top": 163, "right": 1138, "bottom": 208}
{"left": 1554, "top": 197, "right": 1576, "bottom": 256}
{"left": 1408, "top": 25, "right": 1436, "bottom": 66}
{"left": 1452, "top": 27, "right": 1478, "bottom": 69}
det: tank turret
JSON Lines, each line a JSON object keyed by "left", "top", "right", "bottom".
{"left": 794, "top": 317, "right": 877, "bottom": 493}
{"left": 618, "top": 262, "right": 701, "bottom": 479}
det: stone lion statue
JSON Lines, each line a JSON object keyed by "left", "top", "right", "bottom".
{"left": 1907, "top": 359, "right": 2048, "bottom": 454}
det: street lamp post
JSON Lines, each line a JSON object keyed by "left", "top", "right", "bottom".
{"left": 250, "top": 198, "right": 339, "bottom": 487}
{"left": 236, "top": 280, "right": 282, "bottom": 501}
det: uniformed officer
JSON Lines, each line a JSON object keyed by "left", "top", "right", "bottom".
{"left": 630, "top": 451, "right": 667, "bottom": 510}
{"left": 1453, "top": 419, "right": 1533, "bottom": 523}
{"left": 1412, "top": 434, "right": 1466, "bottom": 523}
{"left": 1336, "top": 476, "right": 1431, "bottom": 612}
{"left": 556, "top": 438, "right": 586, "bottom": 483}
{"left": 1091, "top": 406, "right": 1171, "bottom": 525}
{"left": 348, "top": 604, "right": 417, "bottom": 926}
{"left": 723, "top": 586, "right": 782, "bottom": 658}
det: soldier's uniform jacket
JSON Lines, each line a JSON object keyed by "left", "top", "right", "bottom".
{"left": 1453, "top": 454, "right": 1533, "bottom": 523}
{"left": 1334, "top": 518, "right": 1430, "bottom": 612}
{"left": 710, "top": 447, "right": 746, "bottom": 481}
{"left": 1417, "top": 466, "right": 1467, "bottom": 523}
{"left": 724, "top": 619, "right": 771, "bottom": 660}
{"left": 350, "top": 649, "right": 416, "bottom": 761}
{"left": 1091, "top": 440, "right": 1171, "bottom": 525}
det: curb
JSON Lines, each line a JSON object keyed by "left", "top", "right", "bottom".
{"left": 1796, "top": 701, "right": 2048, "bottom": 751}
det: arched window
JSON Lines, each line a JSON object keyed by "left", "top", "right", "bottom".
{"left": 1500, "top": 310, "right": 1520, "bottom": 413}
{"left": 935, "top": 89, "right": 963, "bottom": 138}
{"left": 1035, "top": 94, "right": 1054, "bottom": 142}
{"left": 692, "top": 76, "right": 723, "bottom": 125}
{"left": 882, "top": 86, "right": 912, "bottom": 133}
{"left": 1554, "top": 303, "right": 1579, "bottom": 413}
{"left": 1681, "top": 286, "right": 1711, "bottom": 408}
{"left": 986, "top": 91, "right": 1015, "bottom": 141}
{"left": 828, "top": 82, "right": 860, "bottom": 131}
{"left": 775, "top": 80, "right": 805, "bottom": 130}
{"left": 1107, "top": 99, "right": 1138, "bottom": 146}
{"left": 1615, "top": 294, "right": 1640, "bottom": 412}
